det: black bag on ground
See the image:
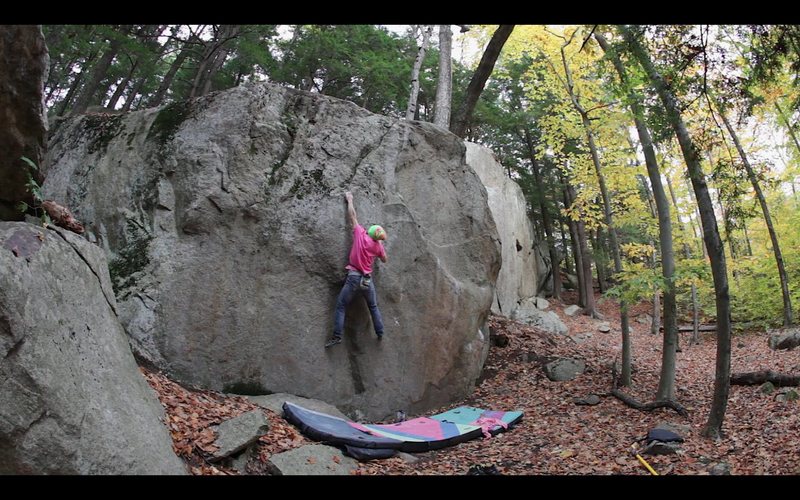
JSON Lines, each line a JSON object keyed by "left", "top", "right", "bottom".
{"left": 646, "top": 428, "right": 684, "bottom": 443}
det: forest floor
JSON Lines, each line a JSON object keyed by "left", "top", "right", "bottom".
{"left": 143, "top": 291, "right": 800, "bottom": 476}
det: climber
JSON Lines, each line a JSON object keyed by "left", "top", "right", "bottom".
{"left": 325, "top": 191, "right": 387, "bottom": 348}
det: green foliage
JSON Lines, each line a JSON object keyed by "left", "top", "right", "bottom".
{"left": 605, "top": 261, "right": 663, "bottom": 305}
{"left": 270, "top": 25, "right": 414, "bottom": 116}
{"left": 16, "top": 156, "right": 51, "bottom": 226}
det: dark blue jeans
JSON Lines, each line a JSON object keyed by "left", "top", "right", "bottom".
{"left": 333, "top": 272, "right": 384, "bottom": 338}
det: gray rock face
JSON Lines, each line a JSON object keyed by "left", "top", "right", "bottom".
{"left": 0, "top": 222, "right": 186, "bottom": 474}
{"left": 768, "top": 327, "right": 800, "bottom": 350}
{"left": 511, "top": 300, "right": 568, "bottom": 336}
{"left": 267, "top": 444, "right": 357, "bottom": 475}
{"left": 543, "top": 358, "right": 586, "bottom": 382}
{"left": 44, "top": 82, "right": 501, "bottom": 420}
{"left": 466, "top": 142, "right": 544, "bottom": 317}
{"left": 209, "top": 409, "right": 269, "bottom": 462}
{"left": 244, "top": 393, "right": 348, "bottom": 419}
{"left": 0, "top": 26, "right": 48, "bottom": 220}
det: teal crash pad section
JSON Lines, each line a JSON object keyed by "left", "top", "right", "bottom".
{"left": 431, "top": 406, "right": 523, "bottom": 428}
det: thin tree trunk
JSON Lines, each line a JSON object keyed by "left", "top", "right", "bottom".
{"left": 560, "top": 218, "right": 572, "bottom": 276}
{"left": 692, "top": 284, "right": 700, "bottom": 344}
{"left": 742, "top": 221, "right": 753, "bottom": 257}
{"left": 686, "top": 181, "right": 707, "bottom": 258}
{"left": 149, "top": 31, "right": 199, "bottom": 107}
{"left": 105, "top": 58, "right": 137, "bottom": 110}
{"left": 121, "top": 75, "right": 148, "bottom": 112}
{"left": 557, "top": 35, "right": 622, "bottom": 368}
{"left": 593, "top": 228, "right": 608, "bottom": 294}
{"left": 406, "top": 25, "right": 432, "bottom": 121}
{"left": 775, "top": 102, "right": 800, "bottom": 155}
{"left": 45, "top": 54, "right": 78, "bottom": 105}
{"left": 525, "top": 135, "right": 562, "bottom": 299}
{"left": 718, "top": 105, "right": 793, "bottom": 326}
{"left": 57, "top": 68, "right": 86, "bottom": 116}
{"left": 668, "top": 175, "right": 707, "bottom": 259}
{"left": 664, "top": 162, "right": 702, "bottom": 344}
{"left": 200, "top": 25, "right": 240, "bottom": 96}
{"left": 190, "top": 25, "right": 240, "bottom": 99}
{"left": 596, "top": 32, "right": 678, "bottom": 398}
{"left": 433, "top": 25, "right": 452, "bottom": 129}
{"left": 566, "top": 182, "right": 597, "bottom": 317}
{"left": 652, "top": 283, "right": 662, "bottom": 334}
{"left": 450, "top": 24, "right": 515, "bottom": 137}
{"left": 563, "top": 181, "right": 587, "bottom": 308}
{"left": 622, "top": 25, "right": 731, "bottom": 439}
{"left": 72, "top": 25, "right": 130, "bottom": 113}
{"left": 716, "top": 186, "right": 738, "bottom": 261}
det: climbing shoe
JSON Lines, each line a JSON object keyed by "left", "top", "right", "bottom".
{"left": 325, "top": 336, "right": 342, "bottom": 348}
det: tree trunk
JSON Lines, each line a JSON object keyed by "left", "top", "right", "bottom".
{"left": 718, "top": 105, "right": 793, "bottom": 326}
{"left": 525, "top": 136, "right": 562, "bottom": 299}
{"left": 685, "top": 179, "right": 707, "bottom": 259}
{"left": 775, "top": 102, "right": 800, "bottom": 155}
{"left": 566, "top": 182, "right": 596, "bottom": 317}
{"left": 200, "top": 25, "right": 240, "bottom": 96}
{"left": 560, "top": 218, "right": 573, "bottom": 276}
{"left": 596, "top": 32, "right": 678, "bottom": 399}
{"left": 149, "top": 32, "right": 199, "bottom": 107}
{"left": 691, "top": 284, "right": 700, "bottom": 344}
{"left": 742, "top": 221, "right": 753, "bottom": 257}
{"left": 57, "top": 68, "right": 85, "bottom": 116}
{"left": 406, "top": 26, "right": 433, "bottom": 121}
{"left": 651, "top": 285, "right": 662, "bottom": 333}
{"left": 190, "top": 25, "right": 240, "bottom": 99}
{"left": 622, "top": 25, "right": 731, "bottom": 439}
{"left": 72, "top": 25, "right": 130, "bottom": 114}
{"left": 559, "top": 36, "right": 624, "bottom": 369}
{"left": 716, "top": 186, "right": 738, "bottom": 261}
{"left": 105, "top": 58, "right": 138, "bottom": 110}
{"left": 450, "top": 24, "right": 515, "bottom": 137}
{"left": 121, "top": 75, "right": 148, "bottom": 112}
{"left": 433, "top": 25, "right": 452, "bottom": 129}
{"left": 664, "top": 163, "right": 702, "bottom": 344}
{"left": 667, "top": 176, "right": 701, "bottom": 261}
{"left": 593, "top": 228, "right": 608, "bottom": 294}
{"left": 563, "top": 181, "right": 587, "bottom": 308}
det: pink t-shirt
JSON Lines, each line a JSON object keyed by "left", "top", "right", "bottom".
{"left": 345, "top": 225, "right": 386, "bottom": 275}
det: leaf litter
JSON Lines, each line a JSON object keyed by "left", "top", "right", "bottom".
{"left": 143, "top": 291, "right": 800, "bottom": 475}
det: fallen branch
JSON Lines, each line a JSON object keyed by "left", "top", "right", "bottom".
{"left": 730, "top": 370, "right": 800, "bottom": 387}
{"left": 608, "top": 361, "right": 689, "bottom": 416}
{"left": 609, "top": 388, "right": 689, "bottom": 417}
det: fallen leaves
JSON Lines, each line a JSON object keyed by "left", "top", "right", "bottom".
{"left": 355, "top": 291, "right": 800, "bottom": 476}
{"left": 142, "top": 368, "right": 310, "bottom": 474}
{"left": 142, "top": 289, "right": 800, "bottom": 475}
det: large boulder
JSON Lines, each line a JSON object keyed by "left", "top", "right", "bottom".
{"left": 0, "top": 222, "right": 186, "bottom": 474}
{"left": 466, "top": 143, "right": 545, "bottom": 317}
{"left": 0, "top": 26, "right": 48, "bottom": 220}
{"left": 44, "top": 82, "right": 501, "bottom": 420}
{"left": 768, "top": 327, "right": 800, "bottom": 351}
